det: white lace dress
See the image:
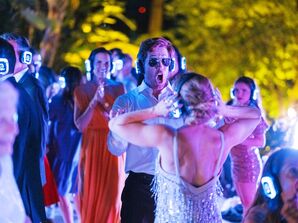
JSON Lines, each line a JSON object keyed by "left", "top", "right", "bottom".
{"left": 152, "top": 132, "right": 224, "bottom": 223}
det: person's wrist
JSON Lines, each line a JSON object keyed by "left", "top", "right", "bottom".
{"left": 89, "top": 99, "right": 97, "bottom": 109}
{"left": 98, "top": 96, "right": 109, "bottom": 109}
{"left": 150, "top": 105, "right": 159, "bottom": 116}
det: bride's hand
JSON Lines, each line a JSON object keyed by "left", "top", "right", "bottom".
{"left": 153, "top": 95, "right": 178, "bottom": 117}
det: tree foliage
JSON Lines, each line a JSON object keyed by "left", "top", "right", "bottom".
{"left": 0, "top": 0, "right": 138, "bottom": 72}
{"left": 1, "top": 0, "right": 297, "bottom": 118}
{"left": 163, "top": 0, "right": 298, "bottom": 118}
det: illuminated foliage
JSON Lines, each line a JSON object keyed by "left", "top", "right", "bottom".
{"left": 60, "top": 0, "right": 138, "bottom": 71}
{"left": 164, "top": 0, "right": 298, "bottom": 118}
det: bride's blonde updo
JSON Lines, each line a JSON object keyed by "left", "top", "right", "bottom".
{"left": 174, "top": 72, "right": 217, "bottom": 125}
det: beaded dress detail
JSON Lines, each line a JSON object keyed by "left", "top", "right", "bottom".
{"left": 152, "top": 131, "right": 224, "bottom": 223}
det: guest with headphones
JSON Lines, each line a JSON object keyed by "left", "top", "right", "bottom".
{"left": 48, "top": 66, "right": 83, "bottom": 223}
{"left": 109, "top": 72, "right": 261, "bottom": 222}
{"left": 74, "top": 47, "right": 125, "bottom": 223}
{"left": 108, "top": 37, "right": 184, "bottom": 222}
{"left": 243, "top": 148, "right": 298, "bottom": 223}
{"left": 227, "top": 76, "right": 268, "bottom": 216}
{"left": 0, "top": 33, "right": 47, "bottom": 222}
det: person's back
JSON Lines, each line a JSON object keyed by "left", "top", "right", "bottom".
{"left": 153, "top": 125, "right": 224, "bottom": 222}
{"left": 157, "top": 125, "right": 222, "bottom": 186}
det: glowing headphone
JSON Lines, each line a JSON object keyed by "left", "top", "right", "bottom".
{"left": 20, "top": 51, "right": 32, "bottom": 65}
{"left": 0, "top": 58, "right": 9, "bottom": 75}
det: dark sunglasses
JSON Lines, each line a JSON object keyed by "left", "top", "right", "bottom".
{"left": 148, "top": 58, "right": 172, "bottom": 67}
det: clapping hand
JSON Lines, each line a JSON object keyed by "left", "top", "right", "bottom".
{"left": 89, "top": 82, "right": 106, "bottom": 109}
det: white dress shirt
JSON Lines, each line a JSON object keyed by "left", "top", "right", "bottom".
{"left": 108, "top": 81, "right": 184, "bottom": 175}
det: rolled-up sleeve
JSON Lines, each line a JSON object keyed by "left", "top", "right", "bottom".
{"left": 107, "top": 95, "right": 131, "bottom": 156}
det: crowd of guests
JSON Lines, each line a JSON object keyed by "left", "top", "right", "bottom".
{"left": 0, "top": 33, "right": 297, "bottom": 223}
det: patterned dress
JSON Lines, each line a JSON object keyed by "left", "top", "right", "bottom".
{"left": 74, "top": 81, "right": 125, "bottom": 223}
{"left": 230, "top": 118, "right": 268, "bottom": 183}
{"left": 153, "top": 132, "right": 224, "bottom": 223}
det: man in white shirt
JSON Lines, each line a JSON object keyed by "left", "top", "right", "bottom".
{"left": 108, "top": 37, "right": 183, "bottom": 222}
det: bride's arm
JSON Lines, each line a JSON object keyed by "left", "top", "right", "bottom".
{"left": 108, "top": 99, "right": 172, "bottom": 148}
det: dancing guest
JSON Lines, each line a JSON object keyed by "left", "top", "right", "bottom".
{"left": 228, "top": 76, "right": 268, "bottom": 214}
{"left": 243, "top": 148, "right": 298, "bottom": 223}
{"left": 108, "top": 37, "right": 183, "bottom": 223}
{"left": 109, "top": 72, "right": 261, "bottom": 222}
{"left": 74, "top": 47, "right": 124, "bottom": 222}
{"left": 49, "top": 66, "right": 83, "bottom": 223}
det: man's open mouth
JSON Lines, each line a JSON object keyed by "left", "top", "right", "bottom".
{"left": 156, "top": 73, "right": 163, "bottom": 82}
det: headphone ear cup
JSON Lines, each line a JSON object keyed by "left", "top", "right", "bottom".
{"left": 230, "top": 88, "right": 235, "bottom": 99}
{"left": 135, "top": 59, "right": 144, "bottom": 74}
{"left": 252, "top": 88, "right": 258, "bottom": 101}
{"left": 169, "top": 59, "right": 175, "bottom": 72}
{"left": 261, "top": 175, "right": 281, "bottom": 211}
{"left": 20, "top": 51, "right": 32, "bottom": 64}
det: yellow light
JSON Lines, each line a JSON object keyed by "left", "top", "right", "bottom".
{"left": 82, "top": 23, "right": 92, "bottom": 33}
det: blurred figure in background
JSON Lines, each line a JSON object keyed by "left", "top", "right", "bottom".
{"left": 48, "top": 66, "right": 83, "bottom": 223}
{"left": 244, "top": 148, "right": 298, "bottom": 223}
{"left": 228, "top": 76, "right": 268, "bottom": 215}
{"left": 110, "top": 48, "right": 123, "bottom": 80}
{"left": 29, "top": 47, "right": 42, "bottom": 79}
{"left": 115, "top": 53, "right": 137, "bottom": 93}
{"left": 38, "top": 66, "right": 60, "bottom": 102}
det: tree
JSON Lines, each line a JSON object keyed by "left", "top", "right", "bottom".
{"left": 1, "top": 0, "right": 138, "bottom": 71}
{"left": 164, "top": 0, "right": 298, "bottom": 118}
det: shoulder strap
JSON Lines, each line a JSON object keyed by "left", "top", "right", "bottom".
{"left": 213, "top": 131, "right": 225, "bottom": 177}
{"left": 173, "top": 130, "right": 180, "bottom": 178}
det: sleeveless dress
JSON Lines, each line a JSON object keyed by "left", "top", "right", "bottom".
{"left": 153, "top": 132, "right": 224, "bottom": 223}
{"left": 74, "top": 81, "right": 125, "bottom": 223}
{"left": 230, "top": 118, "right": 268, "bottom": 183}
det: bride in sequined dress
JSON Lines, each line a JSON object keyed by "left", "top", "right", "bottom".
{"left": 109, "top": 72, "right": 261, "bottom": 222}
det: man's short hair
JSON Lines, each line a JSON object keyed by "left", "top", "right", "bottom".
{"left": 0, "top": 33, "right": 30, "bottom": 53}
{"left": 137, "top": 37, "right": 174, "bottom": 63}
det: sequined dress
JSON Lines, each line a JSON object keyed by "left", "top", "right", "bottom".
{"left": 230, "top": 118, "right": 268, "bottom": 183}
{"left": 153, "top": 132, "right": 224, "bottom": 223}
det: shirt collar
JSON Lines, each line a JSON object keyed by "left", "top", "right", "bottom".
{"left": 137, "top": 81, "right": 175, "bottom": 100}
{"left": 0, "top": 74, "right": 14, "bottom": 82}
{"left": 14, "top": 68, "right": 28, "bottom": 82}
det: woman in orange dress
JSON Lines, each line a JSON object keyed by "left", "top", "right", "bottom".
{"left": 74, "top": 47, "right": 125, "bottom": 223}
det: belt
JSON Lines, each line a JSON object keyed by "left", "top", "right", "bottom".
{"left": 129, "top": 171, "right": 154, "bottom": 181}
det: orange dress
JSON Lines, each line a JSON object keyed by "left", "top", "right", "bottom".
{"left": 74, "top": 81, "right": 125, "bottom": 223}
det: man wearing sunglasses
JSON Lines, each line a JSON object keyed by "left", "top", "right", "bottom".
{"left": 108, "top": 37, "right": 183, "bottom": 223}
